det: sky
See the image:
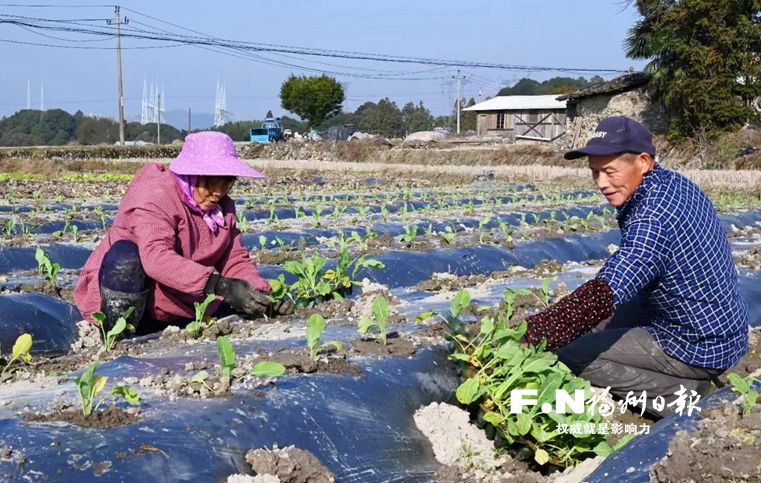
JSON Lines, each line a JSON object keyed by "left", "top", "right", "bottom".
{"left": 0, "top": 0, "right": 646, "bottom": 126}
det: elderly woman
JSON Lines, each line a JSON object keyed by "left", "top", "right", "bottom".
{"left": 74, "top": 131, "right": 291, "bottom": 334}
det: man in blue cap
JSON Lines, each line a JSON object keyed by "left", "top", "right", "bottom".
{"left": 524, "top": 116, "right": 749, "bottom": 417}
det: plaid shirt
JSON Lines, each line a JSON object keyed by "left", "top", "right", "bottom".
{"left": 597, "top": 165, "right": 749, "bottom": 370}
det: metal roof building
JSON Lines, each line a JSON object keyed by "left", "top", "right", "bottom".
{"left": 463, "top": 95, "right": 568, "bottom": 141}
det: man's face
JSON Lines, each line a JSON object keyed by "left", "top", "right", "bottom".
{"left": 588, "top": 153, "right": 653, "bottom": 207}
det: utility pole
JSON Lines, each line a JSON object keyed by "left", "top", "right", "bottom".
{"left": 456, "top": 69, "right": 461, "bottom": 134}
{"left": 188, "top": 107, "right": 191, "bottom": 133}
{"left": 157, "top": 91, "right": 161, "bottom": 145}
{"left": 108, "top": 6, "right": 128, "bottom": 146}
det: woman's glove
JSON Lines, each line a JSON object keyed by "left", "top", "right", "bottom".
{"left": 205, "top": 274, "right": 270, "bottom": 316}
{"left": 268, "top": 299, "right": 295, "bottom": 316}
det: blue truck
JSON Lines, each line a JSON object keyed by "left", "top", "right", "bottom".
{"left": 250, "top": 115, "right": 284, "bottom": 144}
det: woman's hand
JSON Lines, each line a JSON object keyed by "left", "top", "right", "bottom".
{"left": 206, "top": 274, "right": 294, "bottom": 317}
{"left": 206, "top": 274, "right": 269, "bottom": 315}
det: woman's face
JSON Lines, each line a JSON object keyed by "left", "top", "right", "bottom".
{"left": 193, "top": 176, "right": 235, "bottom": 211}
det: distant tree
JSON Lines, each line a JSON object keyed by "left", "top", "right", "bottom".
{"left": 0, "top": 109, "right": 77, "bottom": 146}
{"left": 497, "top": 76, "right": 602, "bottom": 96}
{"left": 459, "top": 98, "right": 477, "bottom": 132}
{"left": 75, "top": 116, "right": 119, "bottom": 145}
{"left": 280, "top": 75, "right": 344, "bottom": 129}
{"left": 280, "top": 115, "right": 306, "bottom": 133}
{"left": 625, "top": 0, "right": 761, "bottom": 138}
{"left": 498, "top": 78, "right": 542, "bottom": 96}
{"left": 433, "top": 115, "right": 453, "bottom": 129}
{"left": 315, "top": 111, "right": 357, "bottom": 132}
{"left": 355, "top": 98, "right": 404, "bottom": 137}
{"left": 401, "top": 101, "right": 434, "bottom": 134}
{"left": 126, "top": 122, "right": 182, "bottom": 144}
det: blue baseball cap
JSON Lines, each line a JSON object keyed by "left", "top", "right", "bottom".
{"left": 564, "top": 116, "right": 656, "bottom": 160}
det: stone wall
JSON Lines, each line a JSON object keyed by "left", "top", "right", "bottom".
{"left": 555, "top": 89, "right": 668, "bottom": 151}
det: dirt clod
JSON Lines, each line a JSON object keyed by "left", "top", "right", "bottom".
{"left": 245, "top": 445, "right": 335, "bottom": 483}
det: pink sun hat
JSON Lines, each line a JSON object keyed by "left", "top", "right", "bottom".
{"left": 169, "top": 131, "right": 264, "bottom": 178}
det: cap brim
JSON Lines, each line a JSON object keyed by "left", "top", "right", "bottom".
{"left": 563, "top": 144, "right": 629, "bottom": 160}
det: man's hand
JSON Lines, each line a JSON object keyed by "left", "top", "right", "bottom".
{"left": 206, "top": 274, "right": 269, "bottom": 316}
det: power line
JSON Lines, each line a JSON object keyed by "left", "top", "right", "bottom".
{"left": 0, "top": 9, "right": 629, "bottom": 76}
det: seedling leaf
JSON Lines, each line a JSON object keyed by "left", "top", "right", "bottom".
{"left": 415, "top": 311, "right": 437, "bottom": 324}
{"left": 111, "top": 386, "right": 140, "bottom": 406}
{"left": 455, "top": 377, "right": 481, "bottom": 404}
{"left": 450, "top": 290, "right": 471, "bottom": 318}
{"left": 251, "top": 361, "right": 286, "bottom": 377}
{"left": 216, "top": 336, "right": 236, "bottom": 380}
{"left": 191, "top": 370, "right": 209, "bottom": 383}
{"left": 11, "top": 333, "right": 32, "bottom": 363}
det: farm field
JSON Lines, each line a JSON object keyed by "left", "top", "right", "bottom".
{"left": 0, "top": 163, "right": 759, "bottom": 482}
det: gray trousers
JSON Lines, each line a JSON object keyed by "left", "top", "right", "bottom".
{"left": 556, "top": 303, "right": 723, "bottom": 419}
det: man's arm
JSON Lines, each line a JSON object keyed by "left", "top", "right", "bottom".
{"left": 524, "top": 278, "right": 614, "bottom": 351}
{"left": 526, "top": 216, "right": 670, "bottom": 351}
{"left": 596, "top": 216, "right": 671, "bottom": 305}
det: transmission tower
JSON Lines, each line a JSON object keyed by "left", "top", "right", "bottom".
{"left": 214, "top": 79, "right": 232, "bottom": 127}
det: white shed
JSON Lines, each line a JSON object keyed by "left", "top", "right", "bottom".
{"left": 463, "top": 95, "right": 567, "bottom": 141}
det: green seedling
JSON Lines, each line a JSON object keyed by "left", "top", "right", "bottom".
{"left": 190, "top": 370, "right": 213, "bottom": 390}
{"left": 463, "top": 201, "right": 476, "bottom": 216}
{"left": 267, "top": 200, "right": 279, "bottom": 224}
{"left": 35, "top": 248, "right": 60, "bottom": 286}
{"left": 250, "top": 361, "right": 286, "bottom": 377}
{"left": 216, "top": 336, "right": 236, "bottom": 381}
{"left": 236, "top": 211, "right": 250, "bottom": 232}
{"left": 450, "top": 289, "right": 471, "bottom": 319}
{"left": 2, "top": 217, "right": 17, "bottom": 238}
{"left": 305, "top": 313, "right": 341, "bottom": 360}
{"left": 75, "top": 361, "right": 140, "bottom": 416}
{"left": 448, "top": 301, "right": 621, "bottom": 467}
{"left": 727, "top": 372, "right": 761, "bottom": 415}
{"left": 439, "top": 225, "right": 456, "bottom": 245}
{"left": 397, "top": 225, "right": 418, "bottom": 244}
{"left": 358, "top": 295, "right": 390, "bottom": 345}
{"left": 258, "top": 234, "right": 268, "bottom": 250}
{"left": 540, "top": 278, "right": 554, "bottom": 307}
{"left": 92, "top": 306, "right": 135, "bottom": 352}
{"left": 478, "top": 217, "right": 491, "bottom": 243}
{"left": 186, "top": 293, "right": 216, "bottom": 336}
{"left": 415, "top": 311, "right": 438, "bottom": 324}
{"left": 312, "top": 205, "right": 324, "bottom": 227}
{"left": 0, "top": 333, "right": 32, "bottom": 376}
{"left": 267, "top": 274, "right": 291, "bottom": 302}
{"left": 70, "top": 224, "right": 79, "bottom": 243}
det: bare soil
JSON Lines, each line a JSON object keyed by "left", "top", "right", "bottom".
{"left": 651, "top": 401, "right": 761, "bottom": 482}
{"left": 245, "top": 445, "right": 336, "bottom": 483}
{"left": 266, "top": 348, "right": 363, "bottom": 377}
{"left": 25, "top": 405, "right": 138, "bottom": 428}
{"left": 348, "top": 334, "right": 417, "bottom": 357}
{"left": 14, "top": 281, "right": 72, "bottom": 301}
